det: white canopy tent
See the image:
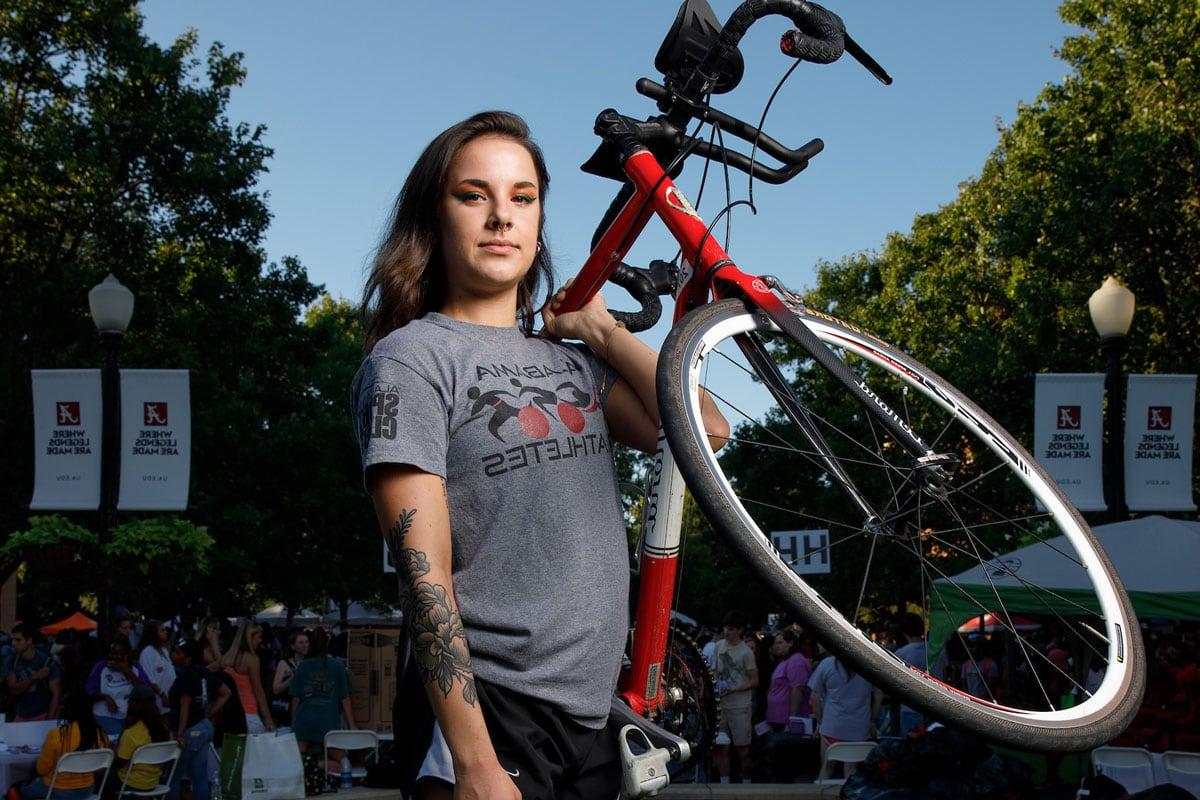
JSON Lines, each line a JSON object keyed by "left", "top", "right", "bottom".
{"left": 253, "top": 603, "right": 322, "bottom": 625}
{"left": 322, "top": 601, "right": 402, "bottom": 627}
{"left": 929, "top": 515, "right": 1200, "bottom": 651}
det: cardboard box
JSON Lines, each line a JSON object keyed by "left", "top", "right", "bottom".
{"left": 348, "top": 628, "right": 402, "bottom": 733}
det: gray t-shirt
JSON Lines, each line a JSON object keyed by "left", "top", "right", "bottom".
{"left": 352, "top": 313, "right": 629, "bottom": 727}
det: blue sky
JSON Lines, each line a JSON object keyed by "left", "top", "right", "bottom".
{"left": 139, "top": 1, "right": 1074, "bottom": 342}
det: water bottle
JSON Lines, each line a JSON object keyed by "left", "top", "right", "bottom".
{"left": 340, "top": 757, "right": 352, "bottom": 790}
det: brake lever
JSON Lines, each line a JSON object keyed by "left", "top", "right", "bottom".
{"left": 637, "top": 78, "right": 819, "bottom": 168}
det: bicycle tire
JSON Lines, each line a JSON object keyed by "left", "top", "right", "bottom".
{"left": 657, "top": 297, "right": 1144, "bottom": 752}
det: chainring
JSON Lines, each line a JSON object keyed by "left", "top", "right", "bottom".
{"left": 656, "top": 621, "right": 719, "bottom": 763}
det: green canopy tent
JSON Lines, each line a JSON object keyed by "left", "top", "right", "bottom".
{"left": 929, "top": 515, "right": 1200, "bottom": 656}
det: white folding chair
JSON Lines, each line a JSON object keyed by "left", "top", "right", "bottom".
{"left": 1163, "top": 750, "right": 1200, "bottom": 797}
{"left": 45, "top": 748, "right": 114, "bottom": 800}
{"left": 117, "top": 741, "right": 182, "bottom": 799}
{"left": 324, "top": 729, "right": 380, "bottom": 780}
{"left": 816, "top": 740, "right": 877, "bottom": 784}
{"left": 1090, "top": 746, "right": 1157, "bottom": 795}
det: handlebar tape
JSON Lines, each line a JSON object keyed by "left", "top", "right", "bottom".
{"left": 608, "top": 262, "right": 664, "bottom": 333}
{"left": 687, "top": 1, "right": 844, "bottom": 95}
{"left": 779, "top": 2, "right": 845, "bottom": 64}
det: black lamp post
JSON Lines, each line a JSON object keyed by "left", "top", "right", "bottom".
{"left": 1087, "top": 276, "right": 1135, "bottom": 523}
{"left": 88, "top": 274, "right": 134, "bottom": 641}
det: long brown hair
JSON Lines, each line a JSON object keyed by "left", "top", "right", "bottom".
{"left": 362, "top": 110, "right": 555, "bottom": 352}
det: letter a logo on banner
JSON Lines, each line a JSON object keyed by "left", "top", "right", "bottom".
{"left": 31, "top": 370, "right": 102, "bottom": 510}
{"left": 1125, "top": 374, "right": 1196, "bottom": 512}
{"left": 1034, "top": 374, "right": 1106, "bottom": 511}
{"left": 119, "top": 370, "right": 191, "bottom": 510}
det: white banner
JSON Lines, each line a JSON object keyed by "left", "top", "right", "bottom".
{"left": 770, "top": 529, "right": 831, "bottom": 575}
{"left": 1034, "top": 374, "right": 1106, "bottom": 511}
{"left": 1125, "top": 374, "right": 1196, "bottom": 512}
{"left": 118, "top": 370, "right": 191, "bottom": 510}
{"left": 30, "top": 370, "right": 102, "bottom": 510}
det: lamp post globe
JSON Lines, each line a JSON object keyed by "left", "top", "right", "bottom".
{"left": 88, "top": 273, "right": 134, "bottom": 641}
{"left": 1088, "top": 276, "right": 1135, "bottom": 522}
{"left": 1088, "top": 275, "right": 1135, "bottom": 341}
{"left": 88, "top": 274, "right": 135, "bottom": 335}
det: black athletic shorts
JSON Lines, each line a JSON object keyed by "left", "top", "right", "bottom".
{"left": 394, "top": 656, "right": 621, "bottom": 799}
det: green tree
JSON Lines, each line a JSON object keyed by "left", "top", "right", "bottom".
{"left": 0, "top": 1, "right": 385, "bottom": 619}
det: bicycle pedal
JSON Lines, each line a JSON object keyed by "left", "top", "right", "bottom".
{"left": 617, "top": 724, "right": 671, "bottom": 798}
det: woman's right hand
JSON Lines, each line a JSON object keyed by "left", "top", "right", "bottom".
{"left": 454, "top": 762, "right": 521, "bottom": 800}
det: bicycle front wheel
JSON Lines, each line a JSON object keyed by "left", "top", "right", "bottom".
{"left": 658, "top": 298, "right": 1144, "bottom": 752}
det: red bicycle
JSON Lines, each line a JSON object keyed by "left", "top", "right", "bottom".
{"left": 559, "top": 1, "right": 1145, "bottom": 788}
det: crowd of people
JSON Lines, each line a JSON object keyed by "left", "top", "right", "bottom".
{"left": 679, "top": 612, "right": 1200, "bottom": 784}
{"left": 0, "top": 617, "right": 357, "bottom": 799}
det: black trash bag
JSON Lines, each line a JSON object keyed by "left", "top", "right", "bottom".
{"left": 907, "top": 727, "right": 992, "bottom": 781}
{"left": 839, "top": 771, "right": 921, "bottom": 800}
{"left": 860, "top": 737, "right": 919, "bottom": 787}
{"left": 860, "top": 727, "right": 991, "bottom": 789}
{"left": 971, "top": 752, "right": 1034, "bottom": 800}
{"left": 1128, "top": 786, "right": 1199, "bottom": 800}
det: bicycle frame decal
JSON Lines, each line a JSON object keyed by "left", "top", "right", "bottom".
{"left": 665, "top": 186, "right": 701, "bottom": 219}
{"left": 856, "top": 378, "right": 926, "bottom": 449}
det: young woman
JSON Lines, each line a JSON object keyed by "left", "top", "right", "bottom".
{"left": 354, "top": 110, "right": 726, "bottom": 800}
{"left": 288, "top": 628, "right": 353, "bottom": 773}
{"left": 134, "top": 620, "right": 175, "bottom": 712}
{"left": 764, "top": 630, "right": 813, "bottom": 731}
{"left": 21, "top": 691, "right": 109, "bottom": 800}
{"left": 219, "top": 621, "right": 274, "bottom": 734}
{"left": 114, "top": 685, "right": 172, "bottom": 792}
{"left": 271, "top": 628, "right": 310, "bottom": 716}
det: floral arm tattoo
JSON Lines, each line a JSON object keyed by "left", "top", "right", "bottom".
{"left": 387, "top": 507, "right": 477, "bottom": 706}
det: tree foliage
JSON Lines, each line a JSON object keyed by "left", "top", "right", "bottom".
{"left": 0, "top": 0, "right": 380, "bottom": 620}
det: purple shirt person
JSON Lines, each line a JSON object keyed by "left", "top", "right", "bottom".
{"left": 765, "top": 631, "right": 813, "bottom": 727}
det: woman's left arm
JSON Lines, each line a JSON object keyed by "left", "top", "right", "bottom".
{"left": 544, "top": 283, "right": 728, "bottom": 454}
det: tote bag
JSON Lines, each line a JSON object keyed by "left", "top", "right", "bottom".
{"left": 219, "top": 732, "right": 306, "bottom": 800}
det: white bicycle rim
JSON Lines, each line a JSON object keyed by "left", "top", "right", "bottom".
{"left": 666, "top": 300, "right": 1140, "bottom": 735}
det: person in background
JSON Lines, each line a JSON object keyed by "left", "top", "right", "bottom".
{"left": 272, "top": 629, "right": 310, "bottom": 721}
{"left": 961, "top": 637, "right": 1001, "bottom": 701}
{"left": 194, "top": 617, "right": 221, "bottom": 644}
{"left": 887, "top": 613, "right": 927, "bottom": 735}
{"left": 712, "top": 611, "right": 758, "bottom": 784}
{"left": 86, "top": 638, "right": 152, "bottom": 739}
{"left": 808, "top": 649, "right": 876, "bottom": 779}
{"left": 198, "top": 632, "right": 245, "bottom": 748}
{"left": 113, "top": 617, "right": 134, "bottom": 648}
{"left": 167, "top": 640, "right": 231, "bottom": 800}
{"left": 219, "top": 620, "right": 274, "bottom": 733}
{"left": 764, "top": 630, "right": 812, "bottom": 732}
{"left": 2, "top": 622, "right": 61, "bottom": 721}
{"left": 135, "top": 620, "right": 175, "bottom": 713}
{"left": 20, "top": 690, "right": 110, "bottom": 800}
{"left": 289, "top": 628, "right": 354, "bottom": 774}
{"left": 113, "top": 685, "right": 172, "bottom": 794}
